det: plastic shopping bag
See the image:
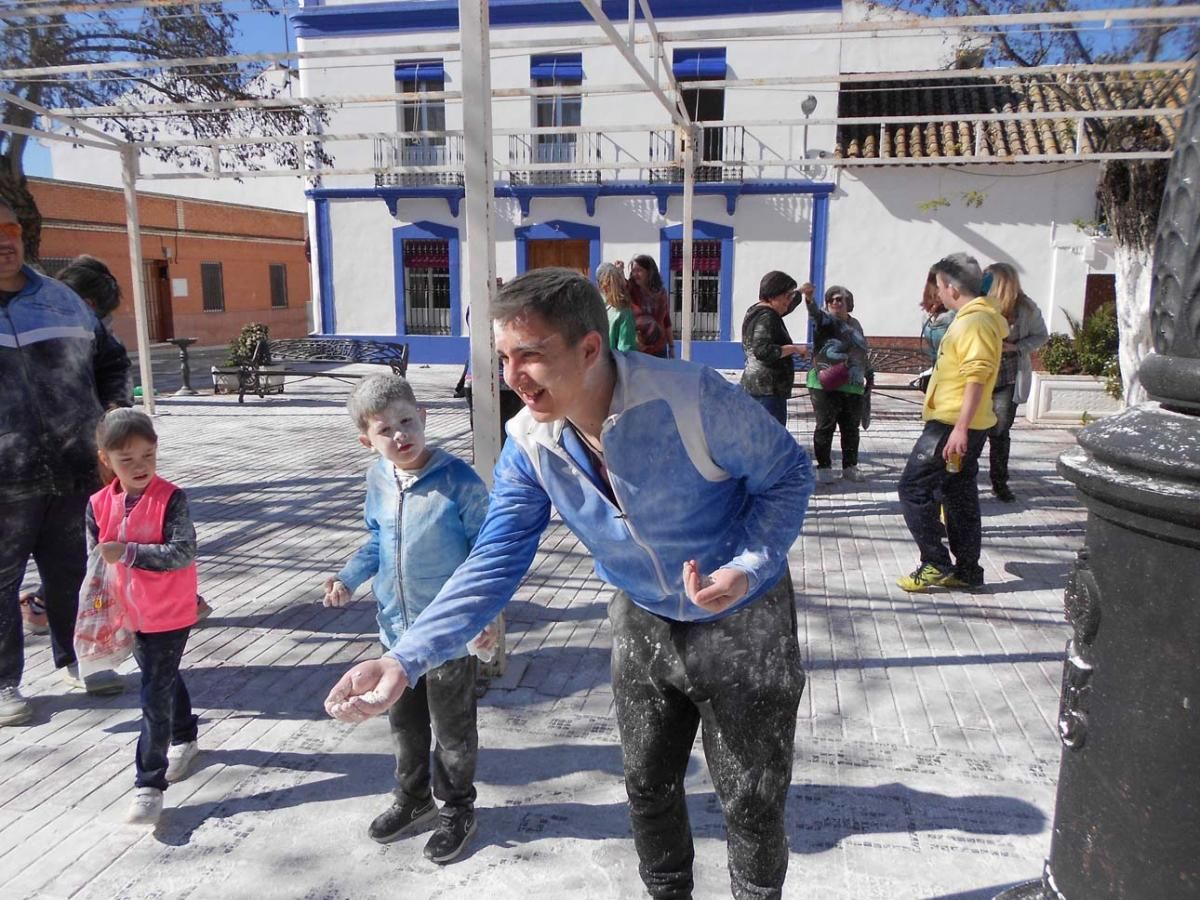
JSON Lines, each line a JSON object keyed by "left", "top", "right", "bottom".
{"left": 73, "top": 548, "right": 135, "bottom": 677}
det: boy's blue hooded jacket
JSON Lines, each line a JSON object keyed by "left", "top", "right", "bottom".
{"left": 388, "top": 351, "right": 814, "bottom": 681}
{"left": 337, "top": 447, "right": 490, "bottom": 650}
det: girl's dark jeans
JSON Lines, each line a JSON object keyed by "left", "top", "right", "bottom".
{"left": 133, "top": 625, "right": 197, "bottom": 791}
{"left": 986, "top": 383, "right": 1019, "bottom": 491}
{"left": 609, "top": 575, "right": 806, "bottom": 899}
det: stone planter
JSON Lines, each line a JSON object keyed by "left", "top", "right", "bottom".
{"left": 1025, "top": 372, "right": 1121, "bottom": 424}
{"left": 211, "top": 366, "right": 285, "bottom": 395}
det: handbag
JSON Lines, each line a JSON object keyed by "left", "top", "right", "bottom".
{"left": 817, "top": 361, "right": 850, "bottom": 390}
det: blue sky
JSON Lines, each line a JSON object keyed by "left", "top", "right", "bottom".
{"left": 23, "top": 7, "right": 293, "bottom": 178}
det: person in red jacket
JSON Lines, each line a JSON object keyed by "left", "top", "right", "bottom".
{"left": 87, "top": 409, "right": 201, "bottom": 826}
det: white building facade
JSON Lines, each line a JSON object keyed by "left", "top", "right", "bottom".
{"left": 293, "top": 0, "right": 1119, "bottom": 366}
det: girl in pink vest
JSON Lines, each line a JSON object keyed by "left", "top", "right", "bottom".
{"left": 87, "top": 409, "right": 199, "bottom": 826}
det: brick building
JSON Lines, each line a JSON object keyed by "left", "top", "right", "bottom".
{"left": 30, "top": 177, "right": 311, "bottom": 348}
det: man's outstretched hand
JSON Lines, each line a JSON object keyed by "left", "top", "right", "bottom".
{"left": 324, "top": 656, "right": 409, "bottom": 722}
{"left": 683, "top": 560, "right": 748, "bottom": 614}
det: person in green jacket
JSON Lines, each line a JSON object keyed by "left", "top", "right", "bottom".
{"left": 596, "top": 262, "right": 637, "bottom": 352}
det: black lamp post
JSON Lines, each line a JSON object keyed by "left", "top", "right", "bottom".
{"left": 997, "top": 86, "right": 1200, "bottom": 900}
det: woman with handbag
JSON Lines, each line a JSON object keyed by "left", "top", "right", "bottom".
{"left": 805, "top": 285, "right": 870, "bottom": 483}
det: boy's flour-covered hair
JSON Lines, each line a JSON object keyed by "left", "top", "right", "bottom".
{"left": 96, "top": 408, "right": 158, "bottom": 452}
{"left": 347, "top": 374, "right": 418, "bottom": 431}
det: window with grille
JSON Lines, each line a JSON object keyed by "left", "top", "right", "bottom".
{"left": 403, "top": 239, "right": 451, "bottom": 335}
{"left": 38, "top": 257, "right": 73, "bottom": 278}
{"left": 669, "top": 240, "right": 722, "bottom": 342}
{"left": 201, "top": 262, "right": 225, "bottom": 312}
{"left": 531, "top": 54, "right": 582, "bottom": 164}
{"left": 269, "top": 264, "right": 288, "bottom": 308}
{"left": 396, "top": 60, "right": 447, "bottom": 165}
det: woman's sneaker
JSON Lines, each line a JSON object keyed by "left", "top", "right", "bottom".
{"left": 62, "top": 664, "right": 124, "bottom": 696}
{"left": 0, "top": 686, "right": 33, "bottom": 727}
{"left": 19, "top": 591, "right": 49, "bottom": 635}
{"left": 166, "top": 741, "right": 200, "bottom": 783}
{"left": 124, "top": 787, "right": 164, "bottom": 825}
{"left": 367, "top": 796, "right": 437, "bottom": 844}
{"left": 423, "top": 808, "right": 477, "bottom": 865}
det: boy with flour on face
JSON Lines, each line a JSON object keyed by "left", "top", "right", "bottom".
{"left": 322, "top": 374, "right": 494, "bottom": 864}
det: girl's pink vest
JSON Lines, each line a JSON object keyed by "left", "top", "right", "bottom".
{"left": 90, "top": 475, "right": 198, "bottom": 633}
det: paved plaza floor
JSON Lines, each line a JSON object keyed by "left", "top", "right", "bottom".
{"left": 1, "top": 362, "right": 1086, "bottom": 899}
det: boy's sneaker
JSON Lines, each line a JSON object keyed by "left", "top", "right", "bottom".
{"left": 817, "top": 468, "right": 836, "bottom": 485}
{"left": 124, "top": 787, "right": 164, "bottom": 825}
{"left": 896, "top": 563, "right": 954, "bottom": 593}
{"left": 842, "top": 466, "right": 865, "bottom": 483}
{"left": 0, "top": 686, "right": 33, "bottom": 727}
{"left": 942, "top": 568, "right": 986, "bottom": 590}
{"left": 367, "top": 796, "right": 437, "bottom": 844}
{"left": 423, "top": 808, "right": 477, "bottom": 865}
{"left": 166, "top": 740, "right": 200, "bottom": 783}
{"left": 196, "top": 596, "right": 213, "bottom": 622}
{"left": 19, "top": 591, "right": 49, "bottom": 635}
{"left": 62, "top": 664, "right": 125, "bottom": 696}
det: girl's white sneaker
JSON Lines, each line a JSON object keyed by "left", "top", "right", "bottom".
{"left": 166, "top": 741, "right": 199, "bottom": 783}
{"left": 125, "top": 787, "right": 163, "bottom": 825}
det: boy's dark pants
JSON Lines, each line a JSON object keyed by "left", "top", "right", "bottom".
{"left": 388, "top": 653, "right": 479, "bottom": 814}
{"left": 897, "top": 420, "right": 989, "bottom": 580}
{"left": 0, "top": 493, "right": 88, "bottom": 687}
{"left": 610, "top": 574, "right": 806, "bottom": 900}
{"left": 132, "top": 625, "right": 197, "bottom": 791}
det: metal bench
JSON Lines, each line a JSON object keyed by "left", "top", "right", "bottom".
{"left": 233, "top": 337, "right": 410, "bottom": 403}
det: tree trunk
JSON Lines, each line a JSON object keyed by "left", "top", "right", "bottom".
{"left": 1112, "top": 243, "right": 1153, "bottom": 406}
{"left": 1099, "top": 158, "right": 1167, "bottom": 407}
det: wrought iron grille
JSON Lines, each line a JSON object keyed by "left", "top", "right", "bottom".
{"left": 402, "top": 239, "right": 452, "bottom": 335}
{"left": 669, "top": 239, "right": 722, "bottom": 341}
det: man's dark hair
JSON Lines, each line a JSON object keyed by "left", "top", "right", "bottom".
{"left": 59, "top": 255, "right": 121, "bottom": 317}
{"left": 631, "top": 254, "right": 665, "bottom": 294}
{"left": 758, "top": 270, "right": 797, "bottom": 301}
{"left": 492, "top": 268, "right": 609, "bottom": 347}
{"left": 96, "top": 407, "right": 158, "bottom": 452}
{"left": 930, "top": 252, "right": 983, "bottom": 298}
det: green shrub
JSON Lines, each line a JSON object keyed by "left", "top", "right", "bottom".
{"left": 1068, "top": 303, "right": 1119, "bottom": 377}
{"left": 1039, "top": 303, "right": 1119, "bottom": 380}
{"left": 226, "top": 322, "right": 271, "bottom": 366}
{"left": 1040, "top": 333, "right": 1079, "bottom": 375}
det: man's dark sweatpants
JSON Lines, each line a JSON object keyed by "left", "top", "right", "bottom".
{"left": 610, "top": 574, "right": 806, "bottom": 900}
{"left": 897, "top": 420, "right": 989, "bottom": 581}
{"left": 0, "top": 493, "right": 88, "bottom": 687}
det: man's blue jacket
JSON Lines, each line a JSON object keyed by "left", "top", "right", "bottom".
{"left": 388, "top": 350, "right": 814, "bottom": 681}
{"left": 0, "top": 265, "right": 131, "bottom": 501}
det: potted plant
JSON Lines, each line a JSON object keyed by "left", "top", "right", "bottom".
{"left": 211, "top": 323, "right": 284, "bottom": 394}
{"left": 1026, "top": 303, "right": 1122, "bottom": 424}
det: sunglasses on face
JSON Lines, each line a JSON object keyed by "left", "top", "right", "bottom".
{"left": 0, "top": 222, "right": 22, "bottom": 240}
{"left": 827, "top": 295, "right": 847, "bottom": 303}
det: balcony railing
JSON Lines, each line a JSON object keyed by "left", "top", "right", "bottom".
{"left": 649, "top": 125, "right": 746, "bottom": 183}
{"left": 507, "top": 132, "right": 604, "bottom": 184}
{"left": 374, "top": 135, "right": 465, "bottom": 186}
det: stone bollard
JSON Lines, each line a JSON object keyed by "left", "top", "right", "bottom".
{"left": 997, "top": 86, "right": 1200, "bottom": 899}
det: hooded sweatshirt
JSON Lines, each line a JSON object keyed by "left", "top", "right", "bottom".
{"left": 923, "top": 296, "right": 1009, "bottom": 430}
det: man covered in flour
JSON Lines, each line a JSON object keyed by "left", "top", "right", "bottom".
{"left": 325, "top": 267, "right": 814, "bottom": 899}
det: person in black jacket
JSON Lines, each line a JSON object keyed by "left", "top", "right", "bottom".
{"left": 0, "top": 202, "right": 131, "bottom": 726}
{"left": 739, "top": 270, "right": 811, "bottom": 425}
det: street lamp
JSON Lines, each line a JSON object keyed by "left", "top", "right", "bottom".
{"left": 801, "top": 94, "right": 818, "bottom": 160}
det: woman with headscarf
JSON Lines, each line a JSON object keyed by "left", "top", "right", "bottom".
{"left": 805, "top": 285, "right": 870, "bottom": 483}
{"left": 628, "top": 254, "right": 673, "bottom": 358}
{"left": 739, "top": 271, "right": 808, "bottom": 426}
{"left": 596, "top": 262, "right": 637, "bottom": 352}
{"left": 983, "top": 262, "right": 1048, "bottom": 502}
